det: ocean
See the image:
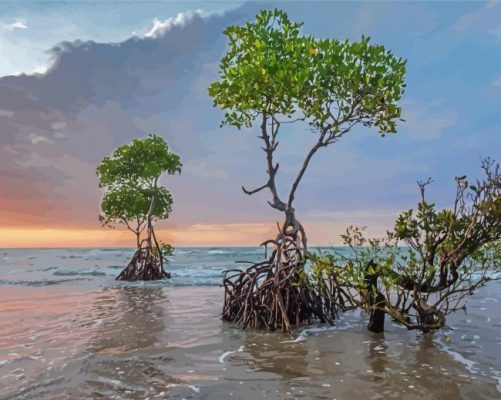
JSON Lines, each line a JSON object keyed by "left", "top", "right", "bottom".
{"left": 1, "top": 247, "right": 500, "bottom": 399}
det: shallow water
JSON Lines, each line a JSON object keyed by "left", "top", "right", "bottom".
{"left": 1, "top": 248, "right": 500, "bottom": 399}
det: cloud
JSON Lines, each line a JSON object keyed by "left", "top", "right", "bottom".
{"left": 155, "top": 222, "right": 277, "bottom": 246}
{"left": 0, "top": 1, "right": 498, "bottom": 246}
{"left": 0, "top": 109, "right": 14, "bottom": 118}
{"left": 305, "top": 209, "right": 399, "bottom": 223}
{"left": 11, "top": 64, "right": 50, "bottom": 77}
{"left": 493, "top": 77, "right": 501, "bottom": 88}
{"left": 27, "top": 133, "right": 53, "bottom": 145}
{"left": 51, "top": 121, "right": 67, "bottom": 130}
{"left": 455, "top": 1, "right": 501, "bottom": 42}
{"left": 0, "top": 19, "right": 27, "bottom": 31}
{"left": 0, "top": 6, "right": 252, "bottom": 231}
{"left": 145, "top": 10, "right": 204, "bottom": 38}
{"left": 32, "top": 64, "right": 49, "bottom": 75}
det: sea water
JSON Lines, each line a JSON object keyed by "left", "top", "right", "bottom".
{"left": 1, "top": 248, "right": 500, "bottom": 399}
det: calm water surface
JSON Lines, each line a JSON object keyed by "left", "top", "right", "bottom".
{"left": 1, "top": 248, "right": 500, "bottom": 399}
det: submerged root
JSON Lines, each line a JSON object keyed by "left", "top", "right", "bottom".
{"left": 222, "top": 234, "right": 338, "bottom": 333}
{"left": 116, "top": 245, "right": 170, "bottom": 281}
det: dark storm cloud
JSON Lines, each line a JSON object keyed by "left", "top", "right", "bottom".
{"left": 0, "top": 5, "right": 262, "bottom": 227}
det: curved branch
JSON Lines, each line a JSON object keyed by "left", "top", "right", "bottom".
{"left": 242, "top": 183, "right": 268, "bottom": 195}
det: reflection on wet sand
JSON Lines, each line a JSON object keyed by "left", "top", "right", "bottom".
{"left": 81, "top": 286, "right": 173, "bottom": 399}
{"left": 1, "top": 284, "right": 501, "bottom": 400}
{"left": 88, "top": 287, "right": 169, "bottom": 353}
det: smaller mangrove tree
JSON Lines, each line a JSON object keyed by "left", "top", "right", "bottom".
{"left": 97, "top": 134, "right": 181, "bottom": 281}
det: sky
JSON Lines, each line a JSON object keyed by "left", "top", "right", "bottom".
{"left": 0, "top": 0, "right": 500, "bottom": 247}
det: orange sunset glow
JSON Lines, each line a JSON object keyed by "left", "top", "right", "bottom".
{"left": 0, "top": 217, "right": 394, "bottom": 248}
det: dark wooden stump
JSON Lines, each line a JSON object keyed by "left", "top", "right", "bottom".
{"left": 367, "top": 292, "right": 386, "bottom": 333}
{"left": 365, "top": 260, "right": 386, "bottom": 333}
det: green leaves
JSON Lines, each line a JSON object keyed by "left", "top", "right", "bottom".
{"left": 96, "top": 134, "right": 182, "bottom": 238}
{"left": 100, "top": 186, "right": 173, "bottom": 226}
{"left": 160, "top": 242, "right": 175, "bottom": 257}
{"left": 208, "top": 9, "right": 406, "bottom": 136}
{"left": 96, "top": 134, "right": 182, "bottom": 189}
{"left": 208, "top": 9, "right": 313, "bottom": 128}
{"left": 321, "top": 160, "right": 500, "bottom": 331}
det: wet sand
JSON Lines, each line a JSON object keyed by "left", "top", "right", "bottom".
{"left": 1, "top": 281, "right": 501, "bottom": 400}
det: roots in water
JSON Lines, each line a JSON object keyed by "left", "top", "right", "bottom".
{"left": 222, "top": 233, "right": 338, "bottom": 333}
{"left": 116, "top": 245, "right": 170, "bottom": 281}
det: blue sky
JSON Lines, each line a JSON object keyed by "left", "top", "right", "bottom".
{"left": 0, "top": 1, "right": 499, "bottom": 246}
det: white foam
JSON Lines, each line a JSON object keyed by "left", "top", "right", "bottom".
{"left": 218, "top": 346, "right": 244, "bottom": 364}
{"left": 437, "top": 340, "right": 478, "bottom": 375}
{"left": 189, "top": 385, "right": 201, "bottom": 393}
{"left": 208, "top": 250, "right": 229, "bottom": 255}
{"left": 282, "top": 322, "right": 355, "bottom": 343}
{"left": 165, "top": 384, "right": 200, "bottom": 393}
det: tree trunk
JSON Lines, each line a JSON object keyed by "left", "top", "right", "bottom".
{"left": 135, "top": 231, "right": 141, "bottom": 249}
{"left": 365, "top": 263, "right": 386, "bottom": 333}
{"left": 116, "top": 187, "right": 170, "bottom": 281}
{"left": 222, "top": 216, "right": 337, "bottom": 333}
{"left": 367, "top": 292, "right": 386, "bottom": 333}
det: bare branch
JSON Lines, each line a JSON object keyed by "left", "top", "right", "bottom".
{"left": 242, "top": 183, "right": 268, "bottom": 195}
{"left": 417, "top": 177, "right": 433, "bottom": 203}
{"left": 245, "top": 111, "right": 287, "bottom": 212}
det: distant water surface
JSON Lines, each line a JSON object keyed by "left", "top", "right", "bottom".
{"left": 0, "top": 248, "right": 500, "bottom": 399}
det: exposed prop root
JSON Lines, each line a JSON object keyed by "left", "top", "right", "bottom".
{"left": 222, "top": 233, "right": 338, "bottom": 333}
{"left": 415, "top": 298, "right": 446, "bottom": 331}
{"left": 116, "top": 244, "right": 170, "bottom": 281}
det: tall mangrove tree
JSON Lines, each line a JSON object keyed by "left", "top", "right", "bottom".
{"left": 209, "top": 9, "right": 406, "bottom": 332}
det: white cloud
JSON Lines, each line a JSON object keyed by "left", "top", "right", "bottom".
{"left": 27, "top": 133, "right": 53, "bottom": 145}
{"left": 493, "top": 77, "right": 501, "bottom": 88}
{"left": 0, "top": 110, "right": 14, "bottom": 118}
{"left": 32, "top": 64, "right": 48, "bottom": 75}
{"left": 10, "top": 63, "right": 49, "bottom": 77}
{"left": 51, "top": 121, "right": 67, "bottom": 130}
{"left": 0, "top": 19, "right": 27, "bottom": 31}
{"left": 145, "top": 10, "right": 203, "bottom": 38}
{"left": 455, "top": 1, "right": 501, "bottom": 42}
